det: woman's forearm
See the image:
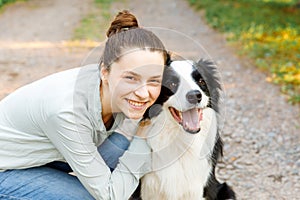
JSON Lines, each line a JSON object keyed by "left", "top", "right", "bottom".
{"left": 98, "top": 132, "right": 130, "bottom": 171}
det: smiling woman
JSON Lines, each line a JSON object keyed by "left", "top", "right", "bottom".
{"left": 101, "top": 49, "right": 165, "bottom": 119}
{"left": 0, "top": 10, "right": 169, "bottom": 200}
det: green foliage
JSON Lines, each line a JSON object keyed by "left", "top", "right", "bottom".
{"left": 189, "top": 0, "right": 300, "bottom": 104}
{"left": 0, "top": 0, "right": 16, "bottom": 7}
{"left": 95, "top": 0, "right": 114, "bottom": 19}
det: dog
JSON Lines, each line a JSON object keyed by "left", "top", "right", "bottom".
{"left": 130, "top": 59, "right": 236, "bottom": 200}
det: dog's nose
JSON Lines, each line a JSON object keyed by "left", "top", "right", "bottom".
{"left": 186, "top": 90, "right": 202, "bottom": 104}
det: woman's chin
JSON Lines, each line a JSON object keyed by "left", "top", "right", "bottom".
{"left": 126, "top": 113, "right": 143, "bottom": 120}
{"left": 123, "top": 110, "right": 145, "bottom": 120}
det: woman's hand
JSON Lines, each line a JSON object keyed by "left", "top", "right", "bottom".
{"left": 114, "top": 118, "right": 151, "bottom": 141}
{"left": 135, "top": 119, "right": 151, "bottom": 139}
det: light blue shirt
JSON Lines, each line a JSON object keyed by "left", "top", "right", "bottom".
{"left": 0, "top": 64, "right": 151, "bottom": 200}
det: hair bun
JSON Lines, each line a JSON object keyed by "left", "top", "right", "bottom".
{"left": 106, "top": 10, "right": 139, "bottom": 37}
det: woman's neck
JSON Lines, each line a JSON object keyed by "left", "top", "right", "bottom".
{"left": 100, "top": 82, "right": 113, "bottom": 129}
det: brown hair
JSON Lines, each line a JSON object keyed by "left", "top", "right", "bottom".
{"left": 100, "top": 10, "right": 169, "bottom": 71}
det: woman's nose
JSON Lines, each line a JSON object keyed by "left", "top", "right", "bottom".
{"left": 134, "top": 84, "right": 149, "bottom": 99}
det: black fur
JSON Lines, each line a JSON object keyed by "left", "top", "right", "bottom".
{"left": 191, "top": 67, "right": 210, "bottom": 102}
{"left": 195, "top": 59, "right": 223, "bottom": 114}
{"left": 143, "top": 64, "right": 180, "bottom": 119}
{"left": 195, "top": 59, "right": 235, "bottom": 199}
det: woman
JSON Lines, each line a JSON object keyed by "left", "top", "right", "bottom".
{"left": 0, "top": 10, "right": 168, "bottom": 199}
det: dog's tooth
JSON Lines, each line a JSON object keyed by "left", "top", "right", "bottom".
{"left": 179, "top": 112, "right": 182, "bottom": 120}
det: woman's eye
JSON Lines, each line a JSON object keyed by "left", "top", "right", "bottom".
{"left": 124, "top": 76, "right": 135, "bottom": 81}
{"left": 149, "top": 79, "right": 161, "bottom": 84}
{"left": 147, "top": 80, "right": 161, "bottom": 88}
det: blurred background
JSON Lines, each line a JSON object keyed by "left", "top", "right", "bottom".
{"left": 0, "top": 0, "right": 299, "bottom": 199}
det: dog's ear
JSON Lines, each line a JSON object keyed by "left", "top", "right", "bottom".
{"left": 143, "top": 104, "right": 162, "bottom": 120}
{"left": 165, "top": 51, "right": 172, "bottom": 66}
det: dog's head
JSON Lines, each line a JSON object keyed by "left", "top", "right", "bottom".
{"left": 144, "top": 59, "right": 222, "bottom": 134}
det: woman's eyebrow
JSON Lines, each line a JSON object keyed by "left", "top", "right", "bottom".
{"left": 123, "top": 71, "right": 162, "bottom": 79}
{"left": 150, "top": 75, "right": 162, "bottom": 79}
{"left": 123, "top": 71, "right": 140, "bottom": 77}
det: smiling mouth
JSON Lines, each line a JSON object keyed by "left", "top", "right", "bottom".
{"left": 127, "top": 99, "right": 147, "bottom": 110}
{"left": 169, "top": 107, "right": 203, "bottom": 134}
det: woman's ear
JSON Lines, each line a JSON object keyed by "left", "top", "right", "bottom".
{"left": 100, "top": 66, "right": 109, "bottom": 82}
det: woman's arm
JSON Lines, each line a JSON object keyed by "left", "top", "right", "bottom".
{"left": 98, "top": 117, "right": 144, "bottom": 171}
{"left": 98, "top": 132, "right": 130, "bottom": 172}
{"left": 43, "top": 110, "right": 151, "bottom": 200}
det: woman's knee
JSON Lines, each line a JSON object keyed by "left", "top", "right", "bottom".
{"left": 0, "top": 167, "right": 94, "bottom": 200}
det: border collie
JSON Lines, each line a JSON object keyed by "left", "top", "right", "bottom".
{"left": 131, "top": 59, "right": 236, "bottom": 200}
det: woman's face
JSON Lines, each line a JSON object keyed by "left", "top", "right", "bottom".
{"left": 102, "top": 49, "right": 165, "bottom": 119}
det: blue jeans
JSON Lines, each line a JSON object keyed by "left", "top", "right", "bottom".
{"left": 0, "top": 166, "right": 94, "bottom": 200}
{"left": 0, "top": 132, "right": 130, "bottom": 200}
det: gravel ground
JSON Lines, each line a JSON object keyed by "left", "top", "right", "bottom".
{"left": 0, "top": 0, "right": 299, "bottom": 199}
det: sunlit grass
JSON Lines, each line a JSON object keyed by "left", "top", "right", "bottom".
{"left": 189, "top": 0, "right": 300, "bottom": 104}
{"left": 0, "top": 0, "right": 16, "bottom": 7}
{"left": 73, "top": 0, "right": 114, "bottom": 41}
{"left": 0, "top": 0, "right": 27, "bottom": 13}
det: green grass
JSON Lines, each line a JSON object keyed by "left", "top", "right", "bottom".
{"left": 189, "top": 0, "right": 300, "bottom": 104}
{"left": 73, "top": 0, "right": 115, "bottom": 41}
{"left": 0, "top": 0, "right": 26, "bottom": 12}
{"left": 0, "top": 0, "right": 15, "bottom": 7}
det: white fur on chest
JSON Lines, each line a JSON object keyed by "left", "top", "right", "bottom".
{"left": 141, "top": 108, "right": 217, "bottom": 200}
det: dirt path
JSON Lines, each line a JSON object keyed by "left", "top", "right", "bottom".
{"left": 0, "top": 0, "right": 299, "bottom": 199}
{"left": 0, "top": 0, "right": 93, "bottom": 99}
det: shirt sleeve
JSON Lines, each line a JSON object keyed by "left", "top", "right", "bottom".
{"left": 43, "top": 110, "right": 151, "bottom": 200}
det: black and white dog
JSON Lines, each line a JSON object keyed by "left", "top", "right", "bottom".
{"left": 131, "top": 59, "right": 235, "bottom": 200}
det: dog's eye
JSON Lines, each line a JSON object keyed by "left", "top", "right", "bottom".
{"left": 199, "top": 79, "right": 206, "bottom": 86}
{"left": 169, "top": 82, "right": 177, "bottom": 90}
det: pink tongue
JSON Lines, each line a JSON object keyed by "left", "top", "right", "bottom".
{"left": 182, "top": 108, "right": 201, "bottom": 131}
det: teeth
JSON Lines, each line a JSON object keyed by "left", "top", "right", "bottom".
{"left": 179, "top": 112, "right": 182, "bottom": 120}
{"left": 128, "top": 99, "right": 145, "bottom": 107}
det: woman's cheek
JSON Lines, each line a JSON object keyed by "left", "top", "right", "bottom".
{"left": 112, "top": 81, "right": 135, "bottom": 96}
{"left": 149, "top": 86, "right": 162, "bottom": 102}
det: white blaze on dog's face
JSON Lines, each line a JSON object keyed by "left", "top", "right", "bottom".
{"left": 161, "top": 60, "right": 211, "bottom": 134}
